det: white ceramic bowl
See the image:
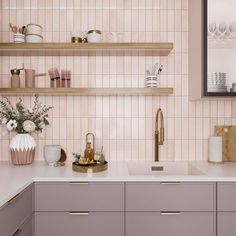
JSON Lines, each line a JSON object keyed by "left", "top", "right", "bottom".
{"left": 26, "top": 24, "right": 42, "bottom": 35}
{"left": 26, "top": 34, "right": 43, "bottom": 43}
{"left": 14, "top": 33, "right": 25, "bottom": 43}
{"left": 87, "top": 30, "right": 102, "bottom": 43}
{"left": 44, "top": 145, "right": 61, "bottom": 166}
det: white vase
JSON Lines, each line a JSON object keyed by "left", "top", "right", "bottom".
{"left": 10, "top": 133, "right": 36, "bottom": 165}
{"left": 44, "top": 145, "right": 61, "bottom": 166}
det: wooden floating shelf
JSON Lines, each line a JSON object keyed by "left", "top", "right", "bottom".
{"left": 0, "top": 88, "right": 174, "bottom": 96}
{"left": 0, "top": 42, "right": 173, "bottom": 56}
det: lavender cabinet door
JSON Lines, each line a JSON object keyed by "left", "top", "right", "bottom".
{"left": 35, "top": 212, "right": 124, "bottom": 236}
{"left": 17, "top": 217, "right": 33, "bottom": 236}
{"left": 34, "top": 182, "right": 124, "bottom": 212}
{"left": 0, "top": 185, "right": 32, "bottom": 236}
{"left": 218, "top": 212, "right": 236, "bottom": 236}
{"left": 126, "top": 182, "right": 216, "bottom": 211}
{"left": 126, "top": 212, "right": 216, "bottom": 236}
{"left": 218, "top": 183, "right": 236, "bottom": 211}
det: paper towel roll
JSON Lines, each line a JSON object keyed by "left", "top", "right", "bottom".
{"left": 209, "top": 136, "right": 223, "bottom": 163}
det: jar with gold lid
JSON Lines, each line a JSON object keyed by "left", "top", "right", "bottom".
{"left": 87, "top": 29, "right": 102, "bottom": 43}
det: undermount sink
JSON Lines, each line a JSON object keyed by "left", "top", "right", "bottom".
{"left": 127, "top": 162, "right": 205, "bottom": 176}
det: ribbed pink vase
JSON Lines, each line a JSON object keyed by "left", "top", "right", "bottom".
{"left": 10, "top": 134, "right": 36, "bottom": 165}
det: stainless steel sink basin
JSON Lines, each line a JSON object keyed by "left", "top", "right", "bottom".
{"left": 127, "top": 162, "right": 205, "bottom": 176}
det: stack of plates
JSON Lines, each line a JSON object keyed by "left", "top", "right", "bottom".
{"left": 208, "top": 72, "right": 228, "bottom": 92}
{"left": 146, "top": 76, "right": 157, "bottom": 88}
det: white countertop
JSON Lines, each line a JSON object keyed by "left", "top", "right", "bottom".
{"left": 1, "top": 160, "right": 236, "bottom": 208}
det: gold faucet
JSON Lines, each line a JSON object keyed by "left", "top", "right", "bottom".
{"left": 155, "top": 108, "right": 164, "bottom": 162}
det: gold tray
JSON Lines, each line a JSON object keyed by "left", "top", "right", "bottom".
{"left": 72, "top": 161, "right": 108, "bottom": 173}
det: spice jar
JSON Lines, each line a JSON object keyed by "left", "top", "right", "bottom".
{"left": 87, "top": 29, "right": 102, "bottom": 43}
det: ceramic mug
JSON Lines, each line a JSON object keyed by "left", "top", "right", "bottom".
{"left": 44, "top": 145, "right": 61, "bottom": 166}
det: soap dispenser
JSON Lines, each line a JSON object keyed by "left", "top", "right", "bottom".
{"left": 84, "top": 133, "right": 95, "bottom": 161}
{"left": 11, "top": 67, "right": 24, "bottom": 88}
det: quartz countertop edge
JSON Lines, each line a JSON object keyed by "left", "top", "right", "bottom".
{"left": 1, "top": 160, "right": 236, "bottom": 208}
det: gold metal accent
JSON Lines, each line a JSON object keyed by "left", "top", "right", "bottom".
{"left": 160, "top": 182, "right": 181, "bottom": 185}
{"left": 160, "top": 212, "right": 181, "bottom": 216}
{"left": 87, "top": 29, "right": 102, "bottom": 34}
{"left": 12, "top": 228, "right": 22, "bottom": 236}
{"left": 155, "top": 108, "right": 164, "bottom": 162}
{"left": 71, "top": 37, "right": 82, "bottom": 43}
{"left": 72, "top": 161, "right": 108, "bottom": 173}
{"left": 69, "top": 212, "right": 89, "bottom": 216}
{"left": 214, "top": 126, "right": 236, "bottom": 162}
{"left": 69, "top": 182, "right": 89, "bottom": 185}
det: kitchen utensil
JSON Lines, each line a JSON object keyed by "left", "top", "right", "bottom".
{"left": 44, "top": 145, "right": 61, "bottom": 166}
{"left": 48, "top": 68, "right": 60, "bottom": 88}
{"left": 9, "top": 24, "right": 17, "bottom": 33}
{"left": 87, "top": 29, "right": 102, "bottom": 43}
{"left": 25, "top": 69, "right": 46, "bottom": 88}
{"left": 26, "top": 34, "right": 43, "bottom": 43}
{"left": 26, "top": 24, "right": 42, "bottom": 35}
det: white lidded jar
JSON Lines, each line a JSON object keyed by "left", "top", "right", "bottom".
{"left": 44, "top": 145, "right": 61, "bottom": 166}
{"left": 10, "top": 133, "right": 36, "bottom": 165}
{"left": 87, "top": 29, "right": 102, "bottom": 43}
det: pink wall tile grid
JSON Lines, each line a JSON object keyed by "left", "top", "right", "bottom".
{"left": 0, "top": 0, "right": 234, "bottom": 162}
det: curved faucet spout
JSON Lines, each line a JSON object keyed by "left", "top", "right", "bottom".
{"left": 155, "top": 108, "right": 164, "bottom": 162}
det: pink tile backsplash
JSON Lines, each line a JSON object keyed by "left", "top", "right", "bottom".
{"left": 0, "top": 0, "right": 234, "bottom": 162}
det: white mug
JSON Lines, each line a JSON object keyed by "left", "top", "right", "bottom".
{"left": 44, "top": 145, "right": 61, "bottom": 166}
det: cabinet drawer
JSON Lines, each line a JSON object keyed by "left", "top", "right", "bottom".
{"left": 0, "top": 185, "right": 32, "bottom": 236}
{"left": 35, "top": 182, "right": 124, "bottom": 211}
{"left": 126, "top": 212, "right": 215, "bottom": 236}
{"left": 218, "top": 183, "right": 236, "bottom": 211}
{"left": 126, "top": 182, "right": 215, "bottom": 211}
{"left": 218, "top": 212, "right": 236, "bottom": 236}
{"left": 35, "top": 212, "right": 124, "bottom": 236}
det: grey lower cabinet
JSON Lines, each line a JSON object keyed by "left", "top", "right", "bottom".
{"left": 126, "top": 212, "right": 215, "bottom": 236}
{"left": 217, "top": 183, "right": 236, "bottom": 236}
{"left": 126, "top": 182, "right": 216, "bottom": 236}
{"left": 34, "top": 182, "right": 125, "bottom": 236}
{"left": 0, "top": 185, "right": 33, "bottom": 236}
{"left": 35, "top": 212, "right": 124, "bottom": 236}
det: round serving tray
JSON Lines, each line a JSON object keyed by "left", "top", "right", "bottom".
{"left": 72, "top": 161, "right": 108, "bottom": 173}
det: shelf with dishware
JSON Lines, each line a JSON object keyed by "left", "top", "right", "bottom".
{"left": 0, "top": 42, "right": 173, "bottom": 56}
{"left": 0, "top": 87, "right": 174, "bottom": 96}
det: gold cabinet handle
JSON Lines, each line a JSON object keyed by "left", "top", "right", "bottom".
{"left": 8, "top": 193, "right": 21, "bottom": 205}
{"left": 160, "top": 182, "right": 181, "bottom": 185}
{"left": 69, "top": 182, "right": 89, "bottom": 185}
{"left": 160, "top": 212, "right": 181, "bottom": 216}
{"left": 12, "top": 228, "right": 22, "bottom": 236}
{"left": 69, "top": 212, "right": 89, "bottom": 216}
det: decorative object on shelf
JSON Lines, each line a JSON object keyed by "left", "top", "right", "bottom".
{"left": 71, "top": 31, "right": 82, "bottom": 43}
{"left": 26, "top": 24, "right": 42, "bottom": 35}
{"left": 230, "top": 83, "right": 236, "bottom": 93}
{"left": 10, "top": 66, "right": 24, "bottom": 88}
{"left": 84, "top": 133, "right": 95, "bottom": 162}
{"left": 87, "top": 29, "right": 102, "bottom": 43}
{"left": 44, "top": 145, "right": 61, "bottom": 166}
{"left": 208, "top": 21, "right": 236, "bottom": 39}
{"left": 0, "top": 95, "right": 53, "bottom": 165}
{"left": 25, "top": 69, "right": 46, "bottom": 88}
{"left": 10, "top": 24, "right": 26, "bottom": 43}
{"left": 48, "top": 68, "right": 60, "bottom": 88}
{"left": 145, "top": 63, "right": 163, "bottom": 88}
{"left": 208, "top": 136, "right": 223, "bottom": 164}
{"left": 208, "top": 72, "right": 228, "bottom": 92}
{"left": 26, "top": 23, "right": 43, "bottom": 43}
{"left": 61, "top": 69, "right": 71, "bottom": 88}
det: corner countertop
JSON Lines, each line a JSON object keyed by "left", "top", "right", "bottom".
{"left": 1, "top": 160, "right": 236, "bottom": 208}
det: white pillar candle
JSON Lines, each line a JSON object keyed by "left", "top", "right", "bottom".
{"left": 209, "top": 136, "right": 223, "bottom": 163}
